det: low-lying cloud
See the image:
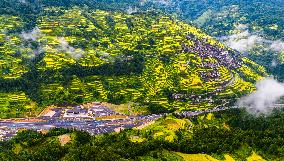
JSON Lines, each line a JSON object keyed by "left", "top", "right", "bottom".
{"left": 270, "top": 40, "right": 284, "bottom": 52}
{"left": 58, "top": 37, "right": 83, "bottom": 59}
{"left": 237, "top": 77, "right": 284, "bottom": 115}
{"left": 154, "top": 0, "right": 172, "bottom": 5}
{"left": 126, "top": 6, "right": 138, "bottom": 14}
{"left": 20, "top": 27, "right": 45, "bottom": 58}
{"left": 20, "top": 29, "right": 84, "bottom": 59}
{"left": 222, "top": 30, "right": 264, "bottom": 52}
{"left": 21, "top": 27, "right": 42, "bottom": 41}
{"left": 18, "top": 0, "right": 26, "bottom": 3}
{"left": 140, "top": 0, "right": 172, "bottom": 6}
{"left": 220, "top": 24, "right": 284, "bottom": 54}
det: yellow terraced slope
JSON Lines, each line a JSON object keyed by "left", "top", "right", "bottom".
{"left": 175, "top": 152, "right": 219, "bottom": 161}
{"left": 0, "top": 7, "right": 266, "bottom": 118}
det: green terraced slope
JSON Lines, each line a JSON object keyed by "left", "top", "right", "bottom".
{"left": 0, "top": 7, "right": 266, "bottom": 118}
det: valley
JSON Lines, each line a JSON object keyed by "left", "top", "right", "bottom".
{"left": 0, "top": 101, "right": 238, "bottom": 141}
{"left": 0, "top": 1, "right": 283, "bottom": 160}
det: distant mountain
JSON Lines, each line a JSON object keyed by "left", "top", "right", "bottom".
{"left": 0, "top": 6, "right": 266, "bottom": 118}
{"left": 1, "top": 0, "right": 283, "bottom": 38}
{"left": 140, "top": 0, "right": 284, "bottom": 38}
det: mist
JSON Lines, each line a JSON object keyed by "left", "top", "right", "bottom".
{"left": 18, "top": 0, "right": 26, "bottom": 3}
{"left": 126, "top": 6, "right": 138, "bottom": 14}
{"left": 58, "top": 37, "right": 83, "bottom": 59}
{"left": 20, "top": 27, "right": 45, "bottom": 58}
{"left": 270, "top": 40, "right": 284, "bottom": 52}
{"left": 220, "top": 24, "right": 284, "bottom": 54}
{"left": 140, "top": 0, "right": 172, "bottom": 6}
{"left": 21, "top": 27, "right": 42, "bottom": 41}
{"left": 237, "top": 77, "right": 284, "bottom": 115}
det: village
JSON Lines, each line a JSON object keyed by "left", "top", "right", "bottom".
{"left": 0, "top": 100, "right": 246, "bottom": 141}
{"left": 0, "top": 102, "right": 163, "bottom": 141}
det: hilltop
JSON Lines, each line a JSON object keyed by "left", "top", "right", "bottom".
{"left": 0, "top": 7, "right": 266, "bottom": 118}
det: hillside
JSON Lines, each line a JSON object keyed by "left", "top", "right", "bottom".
{"left": 2, "top": 0, "right": 282, "bottom": 39}
{"left": 0, "top": 7, "right": 266, "bottom": 118}
{"left": 140, "top": 0, "right": 284, "bottom": 39}
{"left": 138, "top": 0, "right": 284, "bottom": 81}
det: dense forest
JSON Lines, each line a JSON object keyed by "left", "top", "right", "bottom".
{"left": 2, "top": 0, "right": 282, "bottom": 39}
{"left": 143, "top": 0, "right": 284, "bottom": 38}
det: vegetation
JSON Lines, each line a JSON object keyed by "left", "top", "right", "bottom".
{"left": 141, "top": 0, "right": 284, "bottom": 39}
{"left": 0, "top": 1, "right": 282, "bottom": 161}
{"left": 140, "top": 0, "right": 284, "bottom": 81}
{"left": 0, "top": 6, "right": 265, "bottom": 118}
{"left": 1, "top": 109, "right": 283, "bottom": 160}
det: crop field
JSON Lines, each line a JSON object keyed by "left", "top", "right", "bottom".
{"left": 0, "top": 7, "right": 266, "bottom": 118}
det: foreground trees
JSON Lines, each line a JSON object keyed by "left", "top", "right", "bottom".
{"left": 1, "top": 109, "right": 283, "bottom": 160}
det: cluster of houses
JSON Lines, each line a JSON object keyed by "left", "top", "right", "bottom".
{"left": 0, "top": 128, "right": 17, "bottom": 141}
{"left": 0, "top": 102, "right": 164, "bottom": 141}
{"left": 41, "top": 102, "right": 123, "bottom": 120}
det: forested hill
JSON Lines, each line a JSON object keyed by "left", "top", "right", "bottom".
{"left": 0, "top": 6, "right": 266, "bottom": 118}
{"left": 141, "top": 0, "right": 284, "bottom": 39}
{"left": 0, "top": 0, "right": 139, "bottom": 29}
{"left": 2, "top": 0, "right": 282, "bottom": 38}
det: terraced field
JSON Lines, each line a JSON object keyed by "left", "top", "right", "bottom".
{"left": 0, "top": 7, "right": 266, "bottom": 118}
